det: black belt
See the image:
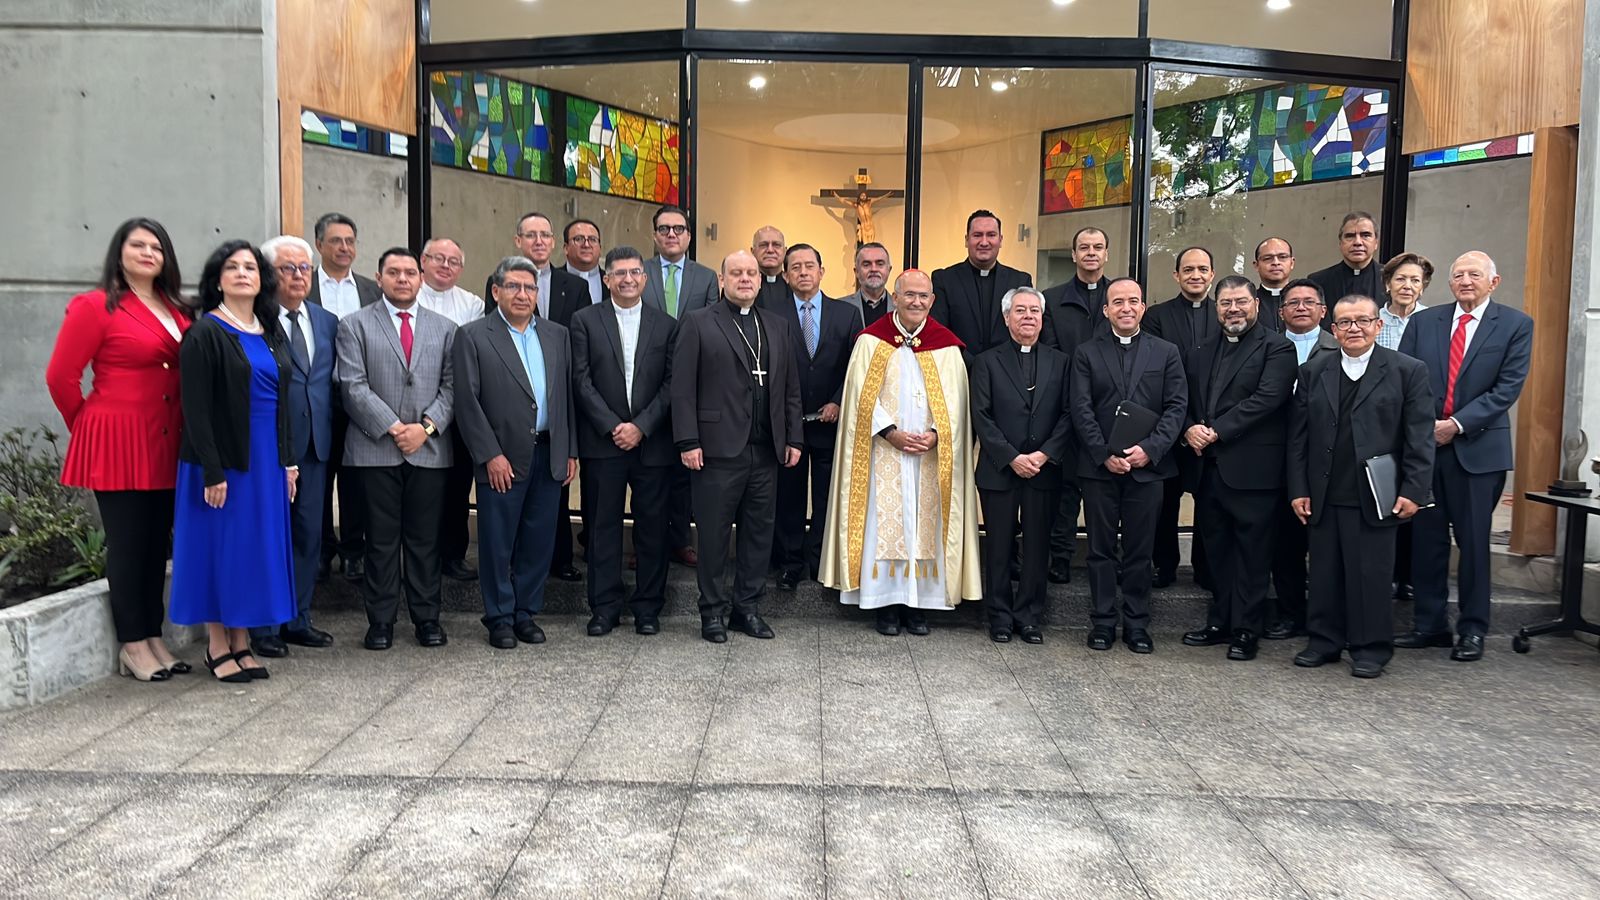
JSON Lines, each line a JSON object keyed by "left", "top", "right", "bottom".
{"left": 533, "top": 430, "right": 551, "bottom": 445}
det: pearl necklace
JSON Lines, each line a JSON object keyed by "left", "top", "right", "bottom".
{"left": 216, "top": 303, "right": 262, "bottom": 333}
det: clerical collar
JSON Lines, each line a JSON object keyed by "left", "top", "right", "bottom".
{"left": 892, "top": 312, "right": 926, "bottom": 347}
{"left": 1347, "top": 264, "right": 1365, "bottom": 276}
{"left": 1115, "top": 330, "right": 1140, "bottom": 345}
{"left": 1264, "top": 286, "right": 1282, "bottom": 296}
{"left": 1017, "top": 342, "right": 1033, "bottom": 354}
{"left": 971, "top": 262, "right": 994, "bottom": 277}
{"left": 724, "top": 298, "right": 755, "bottom": 317}
{"left": 1185, "top": 297, "right": 1206, "bottom": 308}
{"left": 1225, "top": 335, "right": 1240, "bottom": 343}
{"left": 738, "top": 305, "right": 753, "bottom": 316}
{"left": 1078, "top": 274, "right": 1100, "bottom": 289}
{"left": 764, "top": 274, "right": 778, "bottom": 283}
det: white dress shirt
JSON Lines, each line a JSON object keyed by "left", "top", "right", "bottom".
{"left": 278, "top": 305, "right": 314, "bottom": 366}
{"left": 535, "top": 265, "right": 553, "bottom": 318}
{"left": 382, "top": 297, "right": 419, "bottom": 342}
{"left": 1340, "top": 345, "right": 1374, "bottom": 381}
{"left": 569, "top": 264, "right": 603, "bottom": 305}
{"left": 1452, "top": 299, "right": 1490, "bottom": 357}
{"left": 317, "top": 266, "right": 363, "bottom": 319}
{"left": 614, "top": 301, "right": 643, "bottom": 405}
{"left": 416, "top": 282, "right": 484, "bottom": 328}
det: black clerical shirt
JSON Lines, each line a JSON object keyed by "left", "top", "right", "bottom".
{"left": 1309, "top": 261, "right": 1382, "bottom": 326}
{"left": 1015, "top": 341, "right": 1037, "bottom": 409}
{"left": 729, "top": 302, "right": 772, "bottom": 449}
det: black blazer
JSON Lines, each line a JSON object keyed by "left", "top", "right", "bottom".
{"left": 766, "top": 292, "right": 864, "bottom": 449}
{"left": 570, "top": 301, "right": 678, "bottom": 466}
{"left": 1070, "top": 332, "right": 1188, "bottom": 483}
{"left": 1039, "top": 276, "right": 1109, "bottom": 357}
{"left": 1287, "top": 346, "right": 1435, "bottom": 527}
{"left": 971, "top": 342, "right": 1074, "bottom": 492}
{"left": 307, "top": 272, "right": 381, "bottom": 310}
{"left": 929, "top": 261, "right": 1032, "bottom": 364}
{"left": 1144, "top": 295, "right": 1219, "bottom": 370}
{"left": 178, "top": 314, "right": 294, "bottom": 486}
{"left": 671, "top": 300, "right": 803, "bottom": 460}
{"left": 1182, "top": 325, "right": 1297, "bottom": 491}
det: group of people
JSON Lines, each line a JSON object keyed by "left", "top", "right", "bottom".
{"left": 45, "top": 204, "right": 1530, "bottom": 685}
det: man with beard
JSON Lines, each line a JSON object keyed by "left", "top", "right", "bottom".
{"left": 840, "top": 242, "right": 893, "bottom": 327}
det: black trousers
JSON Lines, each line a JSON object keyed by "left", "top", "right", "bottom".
{"left": 321, "top": 410, "right": 366, "bottom": 563}
{"left": 1269, "top": 491, "right": 1309, "bottom": 627}
{"left": 668, "top": 467, "right": 694, "bottom": 551}
{"left": 1306, "top": 504, "right": 1395, "bottom": 665}
{"left": 551, "top": 483, "right": 575, "bottom": 572}
{"left": 980, "top": 484, "right": 1059, "bottom": 630}
{"left": 1196, "top": 465, "right": 1277, "bottom": 634}
{"left": 1155, "top": 474, "right": 1211, "bottom": 584}
{"left": 359, "top": 463, "right": 446, "bottom": 626}
{"left": 1393, "top": 521, "right": 1413, "bottom": 588}
{"left": 1412, "top": 444, "right": 1505, "bottom": 638}
{"left": 439, "top": 427, "right": 474, "bottom": 564}
{"left": 584, "top": 454, "right": 670, "bottom": 622}
{"left": 690, "top": 445, "right": 777, "bottom": 618}
{"left": 774, "top": 441, "right": 834, "bottom": 579}
{"left": 1082, "top": 477, "right": 1161, "bottom": 630}
{"left": 1047, "top": 475, "right": 1083, "bottom": 570}
{"left": 95, "top": 489, "right": 174, "bottom": 643}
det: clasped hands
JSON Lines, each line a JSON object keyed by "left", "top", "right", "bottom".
{"left": 1009, "top": 451, "right": 1049, "bottom": 478}
{"left": 388, "top": 420, "right": 429, "bottom": 455}
{"left": 1184, "top": 423, "right": 1219, "bottom": 455}
{"left": 887, "top": 428, "right": 938, "bottom": 456}
{"left": 1102, "top": 444, "right": 1150, "bottom": 475}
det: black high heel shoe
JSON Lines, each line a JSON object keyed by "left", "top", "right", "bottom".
{"left": 205, "top": 650, "right": 251, "bottom": 684}
{"left": 162, "top": 659, "right": 193, "bottom": 675}
{"left": 232, "top": 648, "right": 270, "bottom": 680}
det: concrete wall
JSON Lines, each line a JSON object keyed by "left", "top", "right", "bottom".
{"left": 0, "top": 0, "right": 277, "bottom": 434}
{"left": 1405, "top": 156, "right": 1533, "bottom": 313}
{"left": 302, "top": 144, "right": 409, "bottom": 275}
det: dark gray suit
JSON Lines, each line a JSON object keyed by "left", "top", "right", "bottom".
{"left": 644, "top": 253, "right": 720, "bottom": 551}
{"left": 1271, "top": 326, "right": 1343, "bottom": 628}
{"left": 453, "top": 312, "right": 576, "bottom": 630}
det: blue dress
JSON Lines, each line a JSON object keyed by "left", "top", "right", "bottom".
{"left": 169, "top": 320, "right": 295, "bottom": 628}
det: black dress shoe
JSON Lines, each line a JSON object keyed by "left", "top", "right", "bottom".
{"left": 1153, "top": 569, "right": 1177, "bottom": 588}
{"left": 1393, "top": 582, "right": 1415, "bottom": 602}
{"left": 586, "top": 615, "right": 616, "bottom": 637}
{"left": 730, "top": 612, "right": 775, "bottom": 639}
{"left": 514, "top": 620, "right": 546, "bottom": 644}
{"left": 776, "top": 571, "right": 799, "bottom": 592}
{"left": 1124, "top": 630, "right": 1154, "bottom": 654}
{"left": 903, "top": 612, "right": 930, "bottom": 636}
{"left": 701, "top": 616, "right": 728, "bottom": 643}
{"left": 551, "top": 564, "right": 582, "bottom": 582}
{"left": 315, "top": 558, "right": 331, "bottom": 583}
{"left": 1450, "top": 633, "right": 1484, "bottom": 662}
{"left": 1047, "top": 564, "right": 1071, "bottom": 585}
{"left": 363, "top": 624, "right": 393, "bottom": 651}
{"left": 1294, "top": 648, "right": 1341, "bottom": 667}
{"left": 634, "top": 617, "right": 660, "bottom": 636}
{"left": 416, "top": 621, "right": 448, "bottom": 647}
{"left": 1350, "top": 660, "right": 1386, "bottom": 679}
{"left": 1393, "top": 630, "right": 1453, "bottom": 649}
{"left": 1226, "top": 631, "right": 1258, "bottom": 661}
{"left": 1018, "top": 625, "right": 1044, "bottom": 645}
{"left": 442, "top": 559, "right": 478, "bottom": 581}
{"left": 991, "top": 628, "right": 1013, "bottom": 643}
{"left": 1182, "top": 625, "right": 1228, "bottom": 646}
{"left": 488, "top": 623, "right": 517, "bottom": 649}
{"left": 1087, "top": 627, "right": 1115, "bottom": 651}
{"left": 251, "top": 635, "right": 289, "bottom": 658}
{"left": 342, "top": 557, "right": 365, "bottom": 581}
{"left": 875, "top": 613, "right": 902, "bottom": 636}
{"left": 1263, "top": 619, "right": 1305, "bottom": 641}
{"left": 282, "top": 626, "right": 334, "bottom": 648}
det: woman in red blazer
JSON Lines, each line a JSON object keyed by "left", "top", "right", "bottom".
{"left": 46, "top": 218, "right": 193, "bottom": 683}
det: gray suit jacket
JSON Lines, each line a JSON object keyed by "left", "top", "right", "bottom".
{"left": 336, "top": 300, "right": 455, "bottom": 469}
{"left": 642, "top": 255, "right": 720, "bottom": 318}
{"left": 452, "top": 312, "right": 576, "bottom": 484}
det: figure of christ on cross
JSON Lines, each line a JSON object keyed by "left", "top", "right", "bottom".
{"left": 819, "top": 168, "right": 905, "bottom": 247}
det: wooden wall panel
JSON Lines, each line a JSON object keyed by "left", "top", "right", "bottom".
{"left": 279, "top": 100, "right": 304, "bottom": 239}
{"left": 1510, "top": 126, "right": 1579, "bottom": 555}
{"left": 276, "top": 0, "right": 416, "bottom": 136}
{"left": 1405, "top": 0, "right": 1581, "bottom": 154}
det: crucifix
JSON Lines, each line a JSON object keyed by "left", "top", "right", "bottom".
{"left": 818, "top": 168, "right": 905, "bottom": 247}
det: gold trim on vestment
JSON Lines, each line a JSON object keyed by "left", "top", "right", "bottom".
{"left": 917, "top": 351, "right": 954, "bottom": 565}
{"left": 845, "top": 340, "right": 895, "bottom": 591}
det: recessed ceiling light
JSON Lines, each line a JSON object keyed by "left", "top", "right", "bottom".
{"left": 1266, "top": 0, "right": 1291, "bottom": 9}
{"left": 990, "top": 80, "right": 1009, "bottom": 92}
{"left": 1051, "top": 0, "right": 1074, "bottom": 6}
{"left": 748, "top": 75, "right": 767, "bottom": 90}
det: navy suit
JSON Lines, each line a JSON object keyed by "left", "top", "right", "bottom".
{"left": 1399, "top": 300, "right": 1533, "bottom": 638}
{"left": 252, "top": 302, "right": 338, "bottom": 639}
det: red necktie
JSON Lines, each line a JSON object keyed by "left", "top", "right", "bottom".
{"left": 1443, "top": 312, "right": 1470, "bottom": 416}
{"left": 398, "top": 311, "right": 414, "bottom": 365}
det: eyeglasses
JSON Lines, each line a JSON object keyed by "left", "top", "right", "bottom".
{"left": 1332, "top": 317, "right": 1379, "bottom": 330}
{"left": 1282, "top": 298, "right": 1322, "bottom": 309}
{"left": 607, "top": 267, "right": 645, "bottom": 278}
{"left": 1256, "top": 253, "right": 1292, "bottom": 264}
{"left": 423, "top": 253, "right": 464, "bottom": 268}
{"left": 898, "top": 290, "right": 933, "bottom": 302}
{"left": 566, "top": 235, "right": 600, "bottom": 245}
{"left": 275, "top": 263, "right": 314, "bottom": 277}
{"left": 1216, "top": 298, "right": 1255, "bottom": 310}
{"left": 655, "top": 224, "right": 689, "bottom": 236}
{"left": 498, "top": 282, "right": 537, "bottom": 296}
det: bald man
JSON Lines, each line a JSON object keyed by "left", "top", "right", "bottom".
{"left": 752, "top": 225, "right": 790, "bottom": 310}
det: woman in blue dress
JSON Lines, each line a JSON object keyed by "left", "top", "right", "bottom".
{"left": 170, "top": 240, "right": 297, "bottom": 683}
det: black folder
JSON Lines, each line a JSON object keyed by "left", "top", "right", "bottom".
{"left": 1107, "top": 400, "right": 1160, "bottom": 456}
{"left": 1364, "top": 453, "right": 1399, "bottom": 519}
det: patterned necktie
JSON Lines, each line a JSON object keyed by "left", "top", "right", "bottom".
{"left": 397, "top": 311, "right": 414, "bottom": 365}
{"left": 665, "top": 263, "right": 680, "bottom": 317}
{"left": 802, "top": 300, "right": 817, "bottom": 357}
{"left": 1443, "top": 312, "right": 1470, "bottom": 416}
{"left": 287, "top": 310, "right": 310, "bottom": 371}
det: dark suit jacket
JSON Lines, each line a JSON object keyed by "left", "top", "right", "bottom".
{"left": 671, "top": 300, "right": 803, "bottom": 460}
{"left": 766, "top": 292, "right": 863, "bottom": 449}
{"left": 1288, "top": 346, "right": 1435, "bottom": 526}
{"left": 1143, "top": 295, "right": 1219, "bottom": 369}
{"left": 929, "top": 261, "right": 1032, "bottom": 363}
{"left": 1040, "top": 276, "right": 1109, "bottom": 356}
{"left": 279, "top": 302, "right": 339, "bottom": 464}
{"left": 643, "top": 255, "right": 721, "bottom": 318}
{"left": 1182, "top": 325, "right": 1297, "bottom": 491}
{"left": 451, "top": 313, "right": 576, "bottom": 484}
{"left": 1070, "top": 332, "right": 1188, "bottom": 483}
{"left": 570, "top": 301, "right": 677, "bottom": 466}
{"left": 972, "top": 342, "right": 1073, "bottom": 492}
{"left": 1254, "top": 285, "right": 1286, "bottom": 334}
{"left": 482, "top": 267, "right": 590, "bottom": 329}
{"left": 756, "top": 276, "right": 790, "bottom": 311}
{"left": 307, "top": 272, "right": 381, "bottom": 311}
{"left": 1397, "top": 300, "right": 1533, "bottom": 474}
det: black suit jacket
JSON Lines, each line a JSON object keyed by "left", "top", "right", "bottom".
{"left": 766, "top": 292, "right": 863, "bottom": 449}
{"left": 1040, "top": 276, "right": 1109, "bottom": 356}
{"left": 756, "top": 276, "right": 790, "bottom": 311}
{"left": 1287, "top": 346, "right": 1435, "bottom": 527}
{"left": 929, "top": 261, "right": 1032, "bottom": 364}
{"left": 1143, "top": 295, "right": 1219, "bottom": 370}
{"left": 1070, "top": 333, "right": 1188, "bottom": 483}
{"left": 451, "top": 314, "right": 576, "bottom": 484}
{"left": 1254, "top": 284, "right": 1286, "bottom": 334}
{"left": 307, "top": 272, "right": 381, "bottom": 312}
{"left": 1182, "top": 325, "right": 1297, "bottom": 492}
{"left": 570, "top": 301, "right": 678, "bottom": 466}
{"left": 671, "top": 300, "right": 803, "bottom": 460}
{"left": 972, "top": 342, "right": 1074, "bottom": 492}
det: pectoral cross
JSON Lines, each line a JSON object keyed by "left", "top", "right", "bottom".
{"left": 752, "top": 365, "right": 767, "bottom": 386}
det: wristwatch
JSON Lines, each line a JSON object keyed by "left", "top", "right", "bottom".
{"left": 421, "top": 420, "right": 437, "bottom": 437}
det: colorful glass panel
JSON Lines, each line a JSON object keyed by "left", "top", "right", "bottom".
{"left": 1041, "top": 118, "right": 1134, "bottom": 213}
{"left": 563, "top": 97, "right": 680, "bottom": 204}
{"left": 429, "top": 70, "right": 553, "bottom": 183}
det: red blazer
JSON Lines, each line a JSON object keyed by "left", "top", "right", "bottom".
{"left": 46, "top": 290, "right": 191, "bottom": 490}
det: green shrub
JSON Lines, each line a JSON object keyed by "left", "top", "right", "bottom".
{"left": 0, "top": 427, "right": 105, "bottom": 592}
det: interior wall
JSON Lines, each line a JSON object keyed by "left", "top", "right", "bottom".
{"left": 301, "top": 145, "right": 409, "bottom": 273}
{"left": 917, "top": 132, "right": 1044, "bottom": 280}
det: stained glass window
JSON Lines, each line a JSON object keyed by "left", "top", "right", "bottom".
{"left": 563, "top": 98, "right": 681, "bottom": 204}
{"left": 1247, "top": 84, "right": 1388, "bottom": 186}
{"left": 1041, "top": 117, "right": 1133, "bottom": 214}
{"left": 429, "top": 70, "right": 554, "bottom": 183}
{"left": 301, "top": 110, "right": 407, "bottom": 157}
{"left": 1411, "top": 134, "right": 1534, "bottom": 169}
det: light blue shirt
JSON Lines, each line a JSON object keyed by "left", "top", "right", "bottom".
{"left": 794, "top": 291, "right": 821, "bottom": 349}
{"left": 1286, "top": 328, "right": 1320, "bottom": 365}
{"left": 500, "top": 309, "right": 548, "bottom": 431}
{"left": 1378, "top": 301, "right": 1425, "bottom": 351}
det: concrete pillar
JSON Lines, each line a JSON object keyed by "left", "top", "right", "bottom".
{"left": 1564, "top": 0, "right": 1600, "bottom": 588}
{"left": 0, "top": 0, "right": 279, "bottom": 433}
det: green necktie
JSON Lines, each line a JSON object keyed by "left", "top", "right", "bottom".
{"left": 666, "top": 262, "right": 680, "bottom": 317}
